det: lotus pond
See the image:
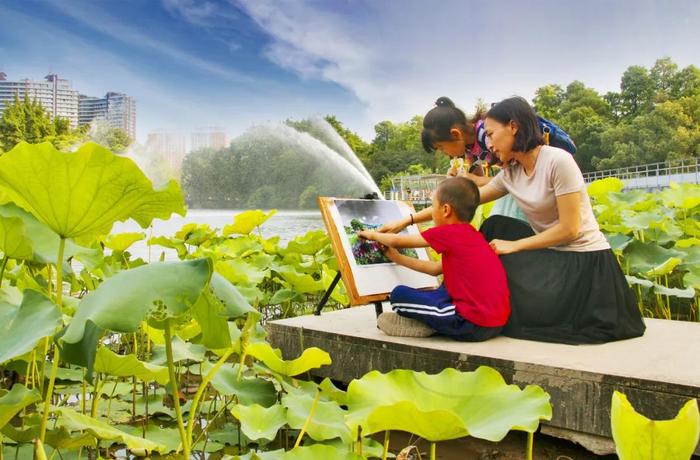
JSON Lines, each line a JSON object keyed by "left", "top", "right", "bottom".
{"left": 0, "top": 142, "right": 697, "bottom": 459}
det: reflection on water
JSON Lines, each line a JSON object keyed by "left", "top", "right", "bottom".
{"left": 110, "top": 209, "right": 326, "bottom": 261}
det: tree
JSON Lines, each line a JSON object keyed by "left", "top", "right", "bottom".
{"left": 324, "top": 115, "right": 370, "bottom": 158}
{"left": 619, "top": 65, "right": 655, "bottom": 118}
{"left": 533, "top": 84, "right": 565, "bottom": 121}
{"left": 650, "top": 57, "right": 679, "bottom": 102}
{"left": 671, "top": 65, "right": 700, "bottom": 99}
{"left": 0, "top": 95, "right": 55, "bottom": 151}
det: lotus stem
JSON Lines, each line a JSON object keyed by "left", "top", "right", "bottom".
{"left": 527, "top": 432, "right": 534, "bottom": 460}
{"left": 39, "top": 237, "right": 65, "bottom": 443}
{"left": 0, "top": 255, "right": 8, "bottom": 288}
{"left": 186, "top": 348, "right": 234, "bottom": 444}
{"left": 164, "top": 319, "right": 189, "bottom": 458}
{"left": 430, "top": 442, "right": 436, "bottom": 460}
{"left": 382, "top": 430, "right": 390, "bottom": 460}
{"left": 294, "top": 389, "right": 320, "bottom": 449}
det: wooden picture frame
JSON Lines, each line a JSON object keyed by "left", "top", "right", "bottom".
{"left": 318, "top": 197, "right": 440, "bottom": 306}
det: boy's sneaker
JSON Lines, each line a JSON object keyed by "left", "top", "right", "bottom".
{"left": 377, "top": 312, "right": 435, "bottom": 338}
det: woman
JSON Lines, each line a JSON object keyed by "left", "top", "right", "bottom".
{"left": 384, "top": 96, "right": 645, "bottom": 344}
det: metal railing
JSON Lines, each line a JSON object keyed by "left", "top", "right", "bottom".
{"left": 582, "top": 158, "right": 700, "bottom": 189}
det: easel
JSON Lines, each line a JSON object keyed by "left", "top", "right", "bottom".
{"left": 314, "top": 271, "right": 384, "bottom": 318}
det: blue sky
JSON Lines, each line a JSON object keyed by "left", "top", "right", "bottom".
{"left": 1, "top": 0, "right": 699, "bottom": 143}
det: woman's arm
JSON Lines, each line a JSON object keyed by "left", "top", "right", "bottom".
{"left": 357, "top": 230, "right": 430, "bottom": 248}
{"left": 378, "top": 206, "right": 433, "bottom": 233}
{"left": 478, "top": 183, "right": 508, "bottom": 204}
{"left": 489, "top": 191, "right": 582, "bottom": 255}
{"left": 383, "top": 247, "right": 442, "bottom": 276}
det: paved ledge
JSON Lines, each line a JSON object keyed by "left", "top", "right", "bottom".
{"left": 267, "top": 305, "right": 700, "bottom": 455}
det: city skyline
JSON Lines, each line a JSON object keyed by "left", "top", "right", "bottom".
{"left": 1, "top": 0, "right": 699, "bottom": 143}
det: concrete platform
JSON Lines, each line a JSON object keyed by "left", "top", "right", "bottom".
{"left": 267, "top": 305, "right": 700, "bottom": 455}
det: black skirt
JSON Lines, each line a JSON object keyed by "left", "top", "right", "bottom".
{"left": 480, "top": 216, "right": 646, "bottom": 344}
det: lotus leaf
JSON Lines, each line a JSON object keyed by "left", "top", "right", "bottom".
{"left": 346, "top": 367, "right": 551, "bottom": 442}
{"left": 175, "top": 222, "right": 217, "bottom": 245}
{"left": 623, "top": 241, "right": 684, "bottom": 275}
{"left": 93, "top": 347, "right": 169, "bottom": 384}
{"left": 659, "top": 182, "right": 700, "bottom": 209}
{"left": 150, "top": 336, "right": 207, "bottom": 364}
{"left": 246, "top": 342, "right": 331, "bottom": 377}
{"left": 644, "top": 257, "right": 682, "bottom": 277}
{"left": 322, "top": 265, "right": 348, "bottom": 304}
{"left": 282, "top": 229, "right": 329, "bottom": 256}
{"left": 0, "top": 290, "right": 61, "bottom": 364}
{"left": 217, "top": 237, "right": 263, "bottom": 259}
{"left": 653, "top": 284, "right": 696, "bottom": 298}
{"left": 119, "top": 423, "right": 181, "bottom": 454}
{"left": 233, "top": 444, "right": 364, "bottom": 460}
{"left": 677, "top": 246, "right": 700, "bottom": 270}
{"left": 606, "top": 234, "right": 633, "bottom": 252}
{"left": 191, "top": 290, "right": 234, "bottom": 350}
{"left": 0, "top": 216, "right": 33, "bottom": 260}
{"left": 283, "top": 388, "right": 352, "bottom": 443}
{"left": 277, "top": 270, "right": 324, "bottom": 294}
{"left": 0, "top": 385, "right": 41, "bottom": 429}
{"left": 216, "top": 259, "right": 268, "bottom": 286}
{"left": 230, "top": 403, "right": 287, "bottom": 441}
{"left": 625, "top": 275, "right": 654, "bottom": 289}
{"left": 224, "top": 210, "right": 277, "bottom": 236}
{"left": 63, "top": 258, "right": 212, "bottom": 344}
{"left": 611, "top": 391, "right": 699, "bottom": 460}
{"left": 104, "top": 232, "right": 145, "bottom": 252}
{"left": 270, "top": 288, "right": 304, "bottom": 304}
{"left": 0, "top": 142, "right": 185, "bottom": 239}
{"left": 148, "top": 235, "right": 188, "bottom": 259}
{"left": 621, "top": 210, "right": 662, "bottom": 231}
{"left": 683, "top": 266, "right": 700, "bottom": 291}
{"left": 588, "top": 177, "right": 624, "bottom": 200}
{"left": 56, "top": 407, "right": 165, "bottom": 452}
{"left": 208, "top": 364, "right": 278, "bottom": 407}
{"left": 676, "top": 238, "right": 700, "bottom": 248}
{"left": 319, "top": 378, "right": 348, "bottom": 406}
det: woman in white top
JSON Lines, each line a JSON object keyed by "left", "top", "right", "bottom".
{"left": 384, "top": 96, "right": 645, "bottom": 344}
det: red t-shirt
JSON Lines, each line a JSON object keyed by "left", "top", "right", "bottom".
{"left": 421, "top": 223, "right": 510, "bottom": 327}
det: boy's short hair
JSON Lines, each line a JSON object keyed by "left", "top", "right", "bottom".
{"left": 435, "top": 177, "right": 480, "bottom": 222}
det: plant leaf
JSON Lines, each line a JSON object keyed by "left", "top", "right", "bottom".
{"left": 104, "top": 232, "right": 145, "bottom": 252}
{"left": 0, "top": 385, "right": 41, "bottom": 429}
{"left": 246, "top": 343, "right": 331, "bottom": 377}
{"left": 611, "top": 391, "right": 700, "bottom": 460}
{"left": 223, "top": 210, "right": 277, "bottom": 236}
{"left": 283, "top": 388, "right": 352, "bottom": 443}
{"left": 94, "top": 347, "right": 169, "bottom": 384}
{"left": 209, "top": 364, "right": 277, "bottom": 407}
{"left": 0, "top": 290, "right": 61, "bottom": 364}
{"left": 230, "top": 404, "right": 287, "bottom": 441}
{"left": 0, "top": 142, "right": 185, "bottom": 239}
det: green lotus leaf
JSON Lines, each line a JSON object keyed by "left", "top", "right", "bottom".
{"left": 346, "top": 367, "right": 551, "bottom": 442}
{"left": 644, "top": 257, "right": 682, "bottom": 277}
{"left": 620, "top": 211, "right": 661, "bottom": 232}
{"left": 677, "top": 246, "right": 700, "bottom": 270}
{"left": 0, "top": 290, "right": 61, "bottom": 364}
{"left": 624, "top": 241, "right": 684, "bottom": 275}
{"left": 683, "top": 266, "right": 700, "bottom": 291}
{"left": 236, "top": 285, "right": 267, "bottom": 306}
{"left": 211, "top": 272, "right": 259, "bottom": 319}
{"left": 277, "top": 270, "right": 324, "bottom": 294}
{"left": 175, "top": 222, "right": 217, "bottom": 245}
{"left": 208, "top": 363, "right": 277, "bottom": 407}
{"left": 217, "top": 237, "right": 263, "bottom": 259}
{"left": 223, "top": 210, "right": 277, "bottom": 236}
{"left": 0, "top": 216, "right": 33, "bottom": 260}
{"left": 249, "top": 253, "right": 276, "bottom": 270}
{"left": 246, "top": 342, "right": 331, "bottom": 377}
{"left": 147, "top": 235, "right": 188, "bottom": 258}
{"left": 234, "top": 444, "right": 364, "bottom": 460}
{"left": 0, "top": 203, "right": 101, "bottom": 267}
{"left": 261, "top": 235, "right": 281, "bottom": 254}
{"left": 0, "top": 142, "right": 185, "bottom": 239}
{"left": 625, "top": 275, "right": 654, "bottom": 290}
{"left": 282, "top": 229, "right": 329, "bottom": 256}
{"left": 191, "top": 289, "right": 233, "bottom": 350}
{"left": 0, "top": 385, "right": 41, "bottom": 429}
{"left": 216, "top": 259, "right": 268, "bottom": 286}
{"left": 322, "top": 265, "right": 348, "bottom": 304}
{"left": 93, "top": 347, "right": 169, "bottom": 384}
{"left": 230, "top": 403, "right": 287, "bottom": 441}
{"left": 119, "top": 423, "right": 180, "bottom": 455}
{"left": 283, "top": 388, "right": 352, "bottom": 443}
{"left": 611, "top": 391, "right": 699, "bottom": 460}
{"left": 104, "top": 232, "right": 145, "bottom": 252}
{"left": 606, "top": 234, "right": 633, "bottom": 253}
{"left": 269, "top": 288, "right": 304, "bottom": 304}
{"left": 150, "top": 336, "right": 207, "bottom": 364}
{"left": 63, "top": 258, "right": 212, "bottom": 344}
{"left": 608, "top": 189, "right": 655, "bottom": 210}
{"left": 56, "top": 407, "right": 165, "bottom": 453}
{"left": 653, "top": 284, "right": 696, "bottom": 298}
{"left": 676, "top": 238, "right": 700, "bottom": 248}
{"left": 659, "top": 182, "right": 700, "bottom": 209}
{"left": 588, "top": 178, "right": 624, "bottom": 201}
{"left": 319, "top": 378, "right": 348, "bottom": 406}
{"left": 677, "top": 217, "right": 700, "bottom": 238}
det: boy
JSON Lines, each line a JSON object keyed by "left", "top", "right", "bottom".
{"left": 358, "top": 177, "right": 510, "bottom": 341}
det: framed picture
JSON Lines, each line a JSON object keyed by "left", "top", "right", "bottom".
{"left": 318, "top": 197, "right": 440, "bottom": 306}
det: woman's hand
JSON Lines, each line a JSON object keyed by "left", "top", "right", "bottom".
{"left": 381, "top": 245, "right": 401, "bottom": 262}
{"left": 489, "top": 239, "right": 521, "bottom": 255}
{"left": 357, "top": 230, "right": 376, "bottom": 241}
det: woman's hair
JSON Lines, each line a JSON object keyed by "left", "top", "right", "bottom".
{"left": 435, "top": 176, "right": 480, "bottom": 222}
{"left": 486, "top": 96, "right": 543, "bottom": 152}
{"left": 421, "top": 97, "right": 484, "bottom": 153}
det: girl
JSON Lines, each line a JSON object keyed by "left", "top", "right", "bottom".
{"left": 422, "top": 97, "right": 527, "bottom": 221}
{"left": 383, "top": 96, "right": 645, "bottom": 344}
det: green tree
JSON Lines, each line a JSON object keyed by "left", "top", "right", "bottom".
{"left": 324, "top": 115, "right": 370, "bottom": 158}
{"left": 650, "top": 57, "right": 679, "bottom": 102}
{"left": 0, "top": 95, "right": 55, "bottom": 151}
{"left": 533, "top": 84, "right": 565, "bottom": 121}
{"left": 619, "top": 65, "right": 655, "bottom": 118}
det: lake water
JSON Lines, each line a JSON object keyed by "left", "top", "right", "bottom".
{"left": 110, "top": 209, "right": 326, "bottom": 261}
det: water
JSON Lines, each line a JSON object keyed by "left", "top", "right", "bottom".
{"left": 110, "top": 209, "right": 325, "bottom": 261}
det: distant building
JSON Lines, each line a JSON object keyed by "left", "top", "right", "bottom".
{"left": 0, "top": 73, "right": 79, "bottom": 127}
{"left": 190, "top": 127, "right": 227, "bottom": 153}
{"left": 79, "top": 92, "right": 136, "bottom": 139}
{"left": 146, "top": 130, "right": 186, "bottom": 169}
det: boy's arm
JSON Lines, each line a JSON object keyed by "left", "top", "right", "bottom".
{"left": 357, "top": 230, "right": 429, "bottom": 248}
{"left": 384, "top": 247, "right": 442, "bottom": 276}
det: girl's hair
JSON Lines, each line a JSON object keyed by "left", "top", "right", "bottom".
{"left": 421, "top": 97, "right": 484, "bottom": 153}
{"left": 486, "top": 96, "right": 543, "bottom": 152}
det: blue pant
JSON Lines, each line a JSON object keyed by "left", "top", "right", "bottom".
{"left": 390, "top": 285, "right": 502, "bottom": 342}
